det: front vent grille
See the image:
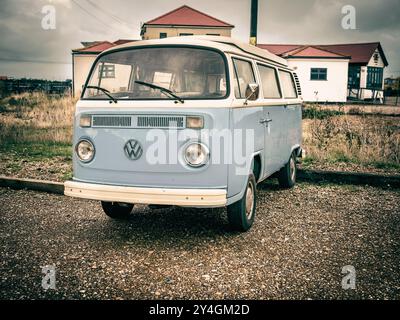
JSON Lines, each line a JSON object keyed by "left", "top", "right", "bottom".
{"left": 293, "top": 73, "right": 302, "bottom": 96}
{"left": 137, "top": 116, "right": 185, "bottom": 128}
{"left": 91, "top": 115, "right": 186, "bottom": 129}
{"left": 92, "top": 116, "right": 132, "bottom": 127}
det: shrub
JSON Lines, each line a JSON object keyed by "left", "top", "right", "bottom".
{"left": 303, "top": 115, "right": 400, "bottom": 168}
{"left": 302, "top": 104, "right": 345, "bottom": 119}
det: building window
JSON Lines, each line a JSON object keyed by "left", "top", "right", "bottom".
{"left": 159, "top": 33, "right": 167, "bottom": 39}
{"left": 348, "top": 65, "right": 361, "bottom": 89}
{"left": 367, "top": 67, "right": 383, "bottom": 89}
{"left": 99, "top": 64, "right": 115, "bottom": 79}
{"left": 310, "top": 68, "right": 327, "bottom": 81}
{"left": 373, "top": 53, "right": 379, "bottom": 64}
{"left": 179, "top": 33, "right": 194, "bottom": 36}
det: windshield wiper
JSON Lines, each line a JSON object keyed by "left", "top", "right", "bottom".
{"left": 135, "top": 80, "right": 184, "bottom": 104}
{"left": 86, "top": 86, "right": 118, "bottom": 104}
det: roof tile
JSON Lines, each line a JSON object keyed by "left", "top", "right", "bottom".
{"left": 144, "top": 5, "right": 234, "bottom": 28}
{"left": 73, "top": 41, "right": 116, "bottom": 53}
{"left": 258, "top": 42, "right": 387, "bottom": 65}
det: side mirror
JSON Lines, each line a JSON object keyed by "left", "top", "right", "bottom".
{"left": 245, "top": 83, "right": 260, "bottom": 103}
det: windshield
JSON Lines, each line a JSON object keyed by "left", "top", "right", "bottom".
{"left": 82, "top": 47, "right": 228, "bottom": 100}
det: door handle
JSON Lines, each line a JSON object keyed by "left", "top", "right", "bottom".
{"left": 260, "top": 118, "right": 272, "bottom": 124}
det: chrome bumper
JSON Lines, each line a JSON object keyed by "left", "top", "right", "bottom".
{"left": 64, "top": 181, "right": 227, "bottom": 207}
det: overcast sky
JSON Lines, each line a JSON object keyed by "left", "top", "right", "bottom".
{"left": 0, "top": 0, "right": 399, "bottom": 80}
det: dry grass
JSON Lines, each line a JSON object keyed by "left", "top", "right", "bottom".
{"left": 0, "top": 92, "right": 76, "bottom": 144}
{"left": 303, "top": 114, "right": 400, "bottom": 170}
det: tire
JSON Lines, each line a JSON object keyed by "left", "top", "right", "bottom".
{"left": 278, "top": 151, "right": 297, "bottom": 189}
{"left": 227, "top": 173, "right": 256, "bottom": 232}
{"left": 101, "top": 201, "right": 134, "bottom": 219}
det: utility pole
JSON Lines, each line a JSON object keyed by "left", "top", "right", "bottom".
{"left": 250, "top": 0, "right": 258, "bottom": 46}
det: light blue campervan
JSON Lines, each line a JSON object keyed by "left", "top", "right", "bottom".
{"left": 65, "top": 36, "right": 303, "bottom": 232}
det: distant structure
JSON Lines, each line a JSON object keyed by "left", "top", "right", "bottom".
{"left": 385, "top": 77, "right": 400, "bottom": 91}
{"left": 140, "top": 5, "right": 234, "bottom": 40}
{"left": 72, "top": 40, "right": 136, "bottom": 97}
{"left": 259, "top": 42, "right": 389, "bottom": 102}
{"left": 0, "top": 77, "right": 72, "bottom": 97}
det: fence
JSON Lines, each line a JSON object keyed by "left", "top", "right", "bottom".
{"left": 347, "top": 87, "right": 400, "bottom": 106}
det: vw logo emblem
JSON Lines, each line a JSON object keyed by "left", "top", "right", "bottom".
{"left": 124, "top": 139, "right": 143, "bottom": 160}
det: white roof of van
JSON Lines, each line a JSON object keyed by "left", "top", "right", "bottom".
{"left": 102, "top": 35, "right": 289, "bottom": 67}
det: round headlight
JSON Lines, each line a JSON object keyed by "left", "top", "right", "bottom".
{"left": 76, "top": 139, "right": 95, "bottom": 163}
{"left": 184, "top": 143, "right": 209, "bottom": 167}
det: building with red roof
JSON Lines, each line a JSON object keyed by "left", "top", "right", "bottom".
{"left": 140, "top": 5, "right": 234, "bottom": 40}
{"left": 259, "top": 42, "right": 388, "bottom": 102}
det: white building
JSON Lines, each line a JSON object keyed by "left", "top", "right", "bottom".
{"left": 72, "top": 40, "right": 136, "bottom": 97}
{"left": 259, "top": 42, "right": 389, "bottom": 103}
{"left": 278, "top": 46, "right": 349, "bottom": 102}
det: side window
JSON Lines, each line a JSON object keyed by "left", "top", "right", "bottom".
{"left": 279, "top": 70, "right": 297, "bottom": 99}
{"left": 232, "top": 58, "right": 256, "bottom": 99}
{"left": 257, "top": 64, "right": 281, "bottom": 99}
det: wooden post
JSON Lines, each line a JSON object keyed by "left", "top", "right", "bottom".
{"left": 250, "top": 0, "right": 258, "bottom": 46}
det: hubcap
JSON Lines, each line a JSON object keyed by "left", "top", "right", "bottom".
{"left": 245, "top": 182, "right": 254, "bottom": 219}
{"left": 290, "top": 157, "right": 296, "bottom": 182}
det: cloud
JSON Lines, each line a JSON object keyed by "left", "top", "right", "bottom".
{"left": 258, "top": 0, "right": 400, "bottom": 74}
{"left": 0, "top": 0, "right": 399, "bottom": 80}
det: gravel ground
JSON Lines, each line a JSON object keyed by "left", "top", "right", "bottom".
{"left": 0, "top": 181, "right": 399, "bottom": 300}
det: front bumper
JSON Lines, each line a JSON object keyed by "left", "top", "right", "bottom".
{"left": 64, "top": 181, "right": 227, "bottom": 207}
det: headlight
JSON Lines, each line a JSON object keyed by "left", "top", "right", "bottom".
{"left": 184, "top": 143, "right": 209, "bottom": 167}
{"left": 76, "top": 139, "right": 95, "bottom": 163}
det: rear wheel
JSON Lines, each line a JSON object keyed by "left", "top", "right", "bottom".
{"left": 227, "top": 173, "right": 256, "bottom": 232}
{"left": 101, "top": 202, "right": 134, "bottom": 219}
{"left": 278, "top": 151, "right": 297, "bottom": 189}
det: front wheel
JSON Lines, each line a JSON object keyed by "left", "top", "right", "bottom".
{"left": 101, "top": 201, "right": 134, "bottom": 219}
{"left": 278, "top": 151, "right": 297, "bottom": 189}
{"left": 227, "top": 173, "right": 256, "bottom": 232}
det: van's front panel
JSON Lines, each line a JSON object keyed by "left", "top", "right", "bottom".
{"left": 73, "top": 104, "right": 230, "bottom": 190}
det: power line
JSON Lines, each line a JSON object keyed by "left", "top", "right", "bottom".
{"left": 71, "top": 0, "right": 131, "bottom": 35}
{"left": 84, "top": 0, "right": 132, "bottom": 27}
{"left": 71, "top": 0, "right": 116, "bottom": 29}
